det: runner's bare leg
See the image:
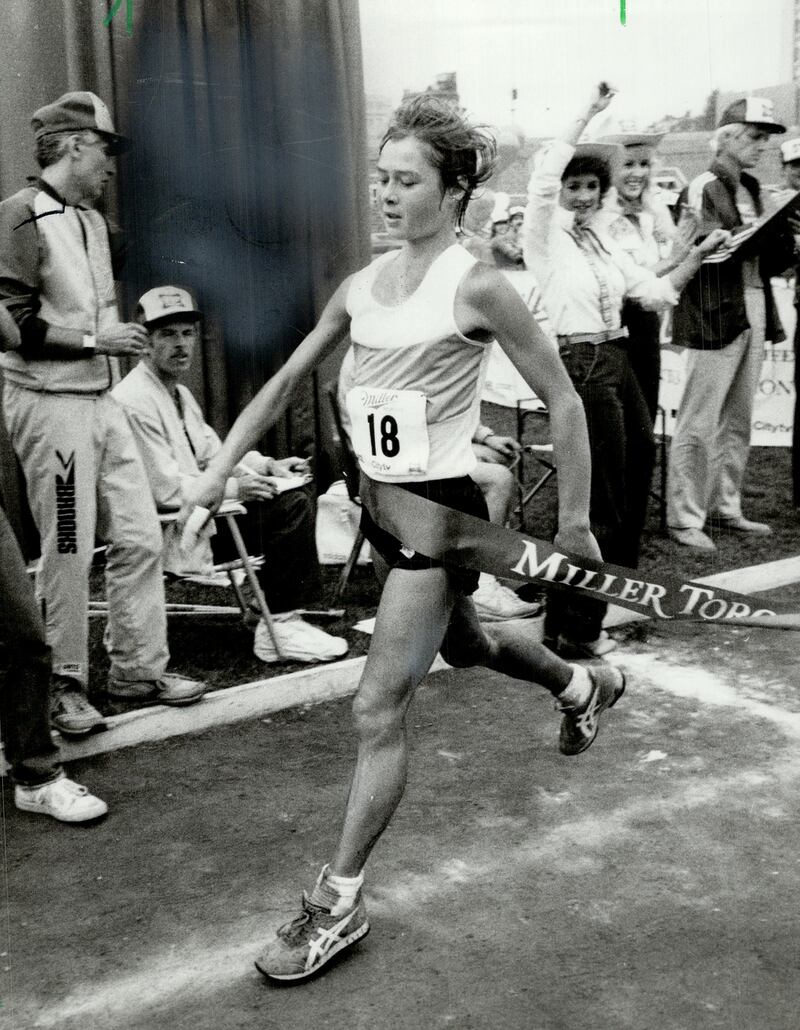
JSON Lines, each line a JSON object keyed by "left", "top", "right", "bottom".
{"left": 329, "top": 563, "right": 577, "bottom": 878}
{"left": 329, "top": 563, "right": 455, "bottom": 877}
{"left": 442, "top": 596, "right": 572, "bottom": 687}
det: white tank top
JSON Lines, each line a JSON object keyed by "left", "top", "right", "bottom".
{"left": 344, "top": 244, "right": 489, "bottom": 483}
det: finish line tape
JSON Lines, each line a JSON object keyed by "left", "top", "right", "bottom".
{"left": 362, "top": 480, "right": 800, "bottom": 630}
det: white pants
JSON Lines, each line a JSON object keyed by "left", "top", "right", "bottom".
{"left": 667, "top": 287, "right": 766, "bottom": 530}
{"left": 3, "top": 384, "right": 169, "bottom": 685}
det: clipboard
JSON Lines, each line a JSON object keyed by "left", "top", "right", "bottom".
{"left": 702, "top": 189, "right": 800, "bottom": 265}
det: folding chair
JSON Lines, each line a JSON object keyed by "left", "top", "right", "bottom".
{"left": 513, "top": 397, "right": 556, "bottom": 529}
{"left": 88, "top": 499, "right": 285, "bottom": 657}
{"left": 324, "top": 382, "right": 367, "bottom": 603}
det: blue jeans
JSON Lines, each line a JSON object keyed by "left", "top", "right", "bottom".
{"left": 793, "top": 306, "right": 800, "bottom": 507}
{"left": 545, "top": 340, "right": 655, "bottom": 643}
{"left": 0, "top": 505, "right": 61, "bottom": 785}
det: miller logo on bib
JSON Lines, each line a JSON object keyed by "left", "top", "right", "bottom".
{"left": 346, "top": 387, "right": 429, "bottom": 478}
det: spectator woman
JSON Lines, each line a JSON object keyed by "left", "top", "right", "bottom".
{"left": 522, "top": 84, "right": 727, "bottom": 658}
{"left": 594, "top": 132, "right": 696, "bottom": 422}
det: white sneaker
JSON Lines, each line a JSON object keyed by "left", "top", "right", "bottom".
{"left": 254, "top": 615, "right": 349, "bottom": 664}
{"left": 15, "top": 773, "right": 108, "bottom": 823}
{"left": 472, "top": 574, "right": 543, "bottom": 622}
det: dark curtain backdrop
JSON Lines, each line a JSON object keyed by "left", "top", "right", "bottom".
{"left": 0, "top": 0, "right": 369, "bottom": 551}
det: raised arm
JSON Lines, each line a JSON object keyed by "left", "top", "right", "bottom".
{"left": 522, "top": 83, "right": 615, "bottom": 272}
{"left": 180, "top": 276, "right": 353, "bottom": 520}
{"left": 457, "top": 264, "right": 600, "bottom": 562}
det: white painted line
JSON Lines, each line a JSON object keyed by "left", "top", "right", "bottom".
{"left": 26, "top": 713, "right": 800, "bottom": 1030}
{"left": 608, "top": 650, "right": 800, "bottom": 737}
{"left": 604, "top": 555, "right": 800, "bottom": 629}
{"left": 59, "top": 655, "right": 450, "bottom": 762}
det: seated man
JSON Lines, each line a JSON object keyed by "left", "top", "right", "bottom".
{"left": 112, "top": 287, "right": 347, "bottom": 664}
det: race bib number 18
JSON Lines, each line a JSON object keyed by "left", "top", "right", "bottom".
{"left": 346, "top": 387, "right": 429, "bottom": 477}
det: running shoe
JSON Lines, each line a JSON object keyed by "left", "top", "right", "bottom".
{"left": 472, "top": 573, "right": 544, "bottom": 622}
{"left": 15, "top": 773, "right": 108, "bottom": 823}
{"left": 253, "top": 615, "right": 348, "bottom": 664}
{"left": 50, "top": 678, "right": 106, "bottom": 737}
{"left": 106, "top": 672, "right": 207, "bottom": 706}
{"left": 255, "top": 891, "right": 370, "bottom": 982}
{"left": 557, "top": 663, "right": 626, "bottom": 756}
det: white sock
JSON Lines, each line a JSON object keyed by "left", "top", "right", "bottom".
{"left": 311, "top": 865, "right": 364, "bottom": 915}
{"left": 557, "top": 664, "right": 592, "bottom": 708}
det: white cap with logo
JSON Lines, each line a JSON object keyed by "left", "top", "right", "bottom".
{"left": 138, "top": 287, "right": 201, "bottom": 328}
{"left": 717, "top": 96, "right": 786, "bottom": 134}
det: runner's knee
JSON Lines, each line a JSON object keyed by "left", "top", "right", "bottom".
{"left": 351, "top": 688, "right": 408, "bottom": 744}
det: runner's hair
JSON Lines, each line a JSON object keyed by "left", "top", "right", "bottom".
{"left": 380, "top": 94, "right": 497, "bottom": 230}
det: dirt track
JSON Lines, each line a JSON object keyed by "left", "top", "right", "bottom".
{"left": 3, "top": 621, "right": 800, "bottom": 1030}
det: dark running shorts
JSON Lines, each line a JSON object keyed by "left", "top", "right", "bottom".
{"left": 359, "top": 474, "right": 488, "bottom": 595}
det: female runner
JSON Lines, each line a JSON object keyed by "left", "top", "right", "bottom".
{"left": 183, "top": 93, "right": 626, "bottom": 982}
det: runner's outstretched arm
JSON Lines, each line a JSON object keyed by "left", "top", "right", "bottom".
{"left": 179, "top": 278, "right": 352, "bottom": 522}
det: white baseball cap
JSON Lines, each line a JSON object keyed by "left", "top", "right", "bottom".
{"left": 780, "top": 138, "right": 800, "bottom": 164}
{"left": 717, "top": 97, "right": 785, "bottom": 134}
{"left": 137, "top": 286, "right": 201, "bottom": 328}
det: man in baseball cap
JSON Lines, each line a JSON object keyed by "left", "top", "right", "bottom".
{"left": 717, "top": 96, "right": 786, "bottom": 134}
{"left": 780, "top": 138, "right": 800, "bottom": 509}
{"left": 667, "top": 95, "right": 792, "bottom": 550}
{"left": 31, "top": 91, "right": 131, "bottom": 155}
{"left": 137, "top": 285, "right": 202, "bottom": 328}
{"left": 780, "top": 137, "right": 800, "bottom": 188}
{"left": 0, "top": 92, "right": 206, "bottom": 736}
{"left": 113, "top": 287, "right": 348, "bottom": 664}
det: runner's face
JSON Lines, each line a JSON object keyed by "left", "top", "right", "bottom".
{"left": 378, "top": 136, "right": 457, "bottom": 240}
{"left": 148, "top": 320, "right": 199, "bottom": 379}
{"left": 72, "top": 132, "right": 115, "bottom": 203}
{"left": 616, "top": 146, "right": 652, "bottom": 202}
{"left": 560, "top": 174, "right": 601, "bottom": 225}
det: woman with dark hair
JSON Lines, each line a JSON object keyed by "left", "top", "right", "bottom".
{"left": 184, "top": 92, "right": 626, "bottom": 981}
{"left": 523, "top": 84, "right": 727, "bottom": 659}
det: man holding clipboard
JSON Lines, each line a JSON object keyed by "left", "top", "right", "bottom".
{"left": 667, "top": 97, "right": 795, "bottom": 551}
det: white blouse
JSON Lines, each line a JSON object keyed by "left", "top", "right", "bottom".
{"left": 593, "top": 187, "right": 677, "bottom": 271}
{"left": 522, "top": 140, "right": 678, "bottom": 337}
